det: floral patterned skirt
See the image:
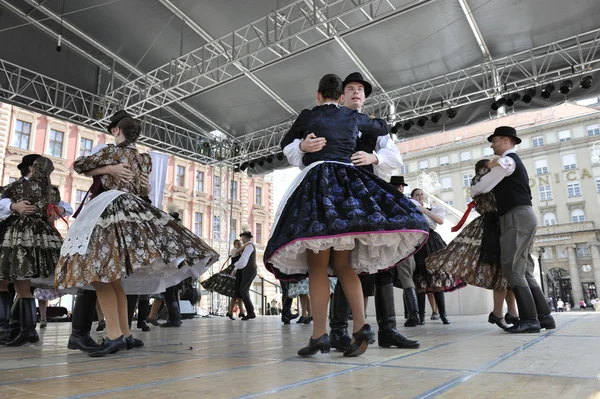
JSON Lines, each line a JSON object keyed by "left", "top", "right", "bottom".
{"left": 426, "top": 214, "right": 507, "bottom": 291}
{"left": 54, "top": 192, "right": 219, "bottom": 294}
{"left": 413, "top": 229, "right": 466, "bottom": 293}
{"left": 34, "top": 288, "right": 67, "bottom": 301}
{"left": 201, "top": 264, "right": 238, "bottom": 298}
{"left": 287, "top": 277, "right": 338, "bottom": 298}
{"left": 0, "top": 214, "right": 62, "bottom": 287}
{"left": 265, "top": 162, "right": 429, "bottom": 280}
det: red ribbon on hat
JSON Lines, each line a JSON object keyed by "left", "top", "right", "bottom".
{"left": 451, "top": 201, "right": 476, "bottom": 232}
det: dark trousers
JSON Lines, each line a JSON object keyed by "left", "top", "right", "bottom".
{"left": 71, "top": 290, "right": 97, "bottom": 338}
{"left": 237, "top": 267, "right": 257, "bottom": 315}
{"left": 281, "top": 281, "right": 293, "bottom": 317}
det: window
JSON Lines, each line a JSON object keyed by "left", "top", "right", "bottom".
{"left": 567, "top": 181, "right": 581, "bottom": 197}
{"left": 400, "top": 164, "right": 409, "bottom": 174}
{"left": 596, "top": 177, "right": 600, "bottom": 193}
{"left": 176, "top": 166, "right": 185, "bottom": 187}
{"left": 212, "top": 215, "right": 220, "bottom": 240}
{"left": 445, "top": 200, "right": 454, "bottom": 207}
{"left": 460, "top": 151, "right": 471, "bottom": 162}
{"left": 558, "top": 130, "right": 571, "bottom": 142}
{"left": 13, "top": 120, "right": 32, "bottom": 150}
{"left": 462, "top": 173, "right": 474, "bottom": 187}
{"left": 556, "top": 246, "right": 568, "bottom": 259}
{"left": 47, "top": 129, "right": 64, "bottom": 157}
{"left": 535, "top": 159, "right": 549, "bottom": 175}
{"left": 541, "top": 247, "right": 553, "bottom": 259}
{"left": 483, "top": 147, "right": 494, "bottom": 157}
{"left": 562, "top": 154, "right": 577, "bottom": 170}
{"left": 441, "top": 177, "right": 452, "bottom": 191}
{"left": 571, "top": 208, "right": 585, "bottom": 222}
{"left": 213, "top": 175, "right": 221, "bottom": 197}
{"left": 419, "top": 160, "right": 429, "bottom": 170}
{"left": 543, "top": 212, "right": 557, "bottom": 226}
{"left": 532, "top": 136, "right": 544, "bottom": 147}
{"left": 79, "top": 137, "right": 93, "bottom": 157}
{"left": 194, "top": 213, "right": 203, "bottom": 237}
{"left": 465, "top": 196, "right": 472, "bottom": 204}
{"left": 74, "top": 189, "right": 87, "bottom": 208}
{"left": 255, "top": 187, "right": 262, "bottom": 205}
{"left": 256, "top": 223, "right": 262, "bottom": 244}
{"left": 230, "top": 219, "right": 237, "bottom": 242}
{"left": 230, "top": 180, "right": 238, "bottom": 200}
{"left": 439, "top": 156, "right": 449, "bottom": 166}
{"left": 195, "top": 171, "right": 204, "bottom": 192}
{"left": 588, "top": 124, "right": 600, "bottom": 136}
{"left": 577, "top": 245, "right": 590, "bottom": 257}
{"left": 539, "top": 185, "right": 553, "bottom": 201}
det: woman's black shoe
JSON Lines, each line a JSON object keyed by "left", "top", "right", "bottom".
{"left": 303, "top": 316, "right": 313, "bottom": 324}
{"left": 296, "top": 316, "right": 307, "bottom": 324}
{"left": 343, "top": 324, "right": 375, "bottom": 357}
{"left": 505, "top": 312, "right": 519, "bottom": 325}
{"left": 226, "top": 312, "right": 235, "bottom": 320}
{"left": 125, "top": 334, "right": 144, "bottom": 350}
{"left": 137, "top": 321, "right": 151, "bottom": 332}
{"left": 298, "top": 333, "right": 331, "bottom": 356}
{"left": 87, "top": 336, "right": 126, "bottom": 357}
{"left": 488, "top": 312, "right": 509, "bottom": 330}
{"left": 241, "top": 313, "right": 256, "bottom": 321}
{"left": 238, "top": 312, "right": 246, "bottom": 318}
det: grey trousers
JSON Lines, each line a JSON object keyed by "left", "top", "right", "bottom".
{"left": 499, "top": 206, "right": 538, "bottom": 289}
{"left": 396, "top": 256, "right": 416, "bottom": 289}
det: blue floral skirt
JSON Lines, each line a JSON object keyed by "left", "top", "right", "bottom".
{"left": 265, "top": 162, "right": 429, "bottom": 280}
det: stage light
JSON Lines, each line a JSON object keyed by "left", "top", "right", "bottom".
{"left": 234, "top": 165, "right": 241, "bottom": 172}
{"left": 390, "top": 122, "right": 402, "bottom": 133}
{"left": 541, "top": 83, "right": 555, "bottom": 99}
{"left": 559, "top": 80, "right": 573, "bottom": 95}
{"left": 266, "top": 155, "right": 274, "bottom": 163}
{"left": 505, "top": 93, "right": 521, "bottom": 107}
{"left": 417, "top": 116, "right": 428, "bottom": 127}
{"left": 431, "top": 113, "right": 441, "bottom": 124}
{"left": 490, "top": 97, "right": 506, "bottom": 111}
{"left": 403, "top": 120, "right": 415, "bottom": 131}
{"left": 276, "top": 152, "right": 285, "bottom": 161}
{"left": 257, "top": 158, "right": 265, "bottom": 167}
{"left": 240, "top": 162, "right": 249, "bottom": 171}
{"left": 248, "top": 161, "right": 255, "bottom": 169}
{"left": 446, "top": 109, "right": 457, "bottom": 119}
{"left": 581, "top": 75, "right": 594, "bottom": 89}
{"left": 522, "top": 88, "right": 536, "bottom": 103}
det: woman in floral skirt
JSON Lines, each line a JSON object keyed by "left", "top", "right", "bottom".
{"left": 54, "top": 116, "right": 219, "bottom": 357}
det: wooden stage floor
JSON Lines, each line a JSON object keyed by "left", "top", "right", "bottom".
{"left": 1, "top": 312, "right": 599, "bottom": 399}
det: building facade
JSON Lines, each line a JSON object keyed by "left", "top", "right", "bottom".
{"left": 397, "top": 104, "right": 600, "bottom": 309}
{"left": 0, "top": 102, "right": 278, "bottom": 314}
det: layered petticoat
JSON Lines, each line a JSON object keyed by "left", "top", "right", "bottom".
{"left": 265, "top": 161, "right": 429, "bottom": 280}
{"left": 54, "top": 190, "right": 219, "bottom": 294}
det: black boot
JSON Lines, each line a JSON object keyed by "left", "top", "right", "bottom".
{"left": 329, "top": 282, "right": 351, "bottom": 351}
{"left": 375, "top": 284, "right": 420, "bottom": 349}
{"left": 161, "top": 287, "right": 182, "bottom": 327}
{"left": 68, "top": 290, "right": 100, "bottom": 352}
{"left": 6, "top": 298, "right": 39, "bottom": 346}
{"left": 530, "top": 286, "right": 556, "bottom": 330}
{"left": 403, "top": 291, "right": 409, "bottom": 319}
{"left": 0, "top": 292, "right": 13, "bottom": 344}
{"left": 126, "top": 295, "right": 139, "bottom": 330}
{"left": 506, "top": 287, "right": 540, "bottom": 334}
{"left": 417, "top": 292, "right": 426, "bottom": 325}
{"left": 404, "top": 288, "right": 420, "bottom": 327}
{"left": 136, "top": 297, "right": 151, "bottom": 332}
{"left": 433, "top": 291, "right": 450, "bottom": 325}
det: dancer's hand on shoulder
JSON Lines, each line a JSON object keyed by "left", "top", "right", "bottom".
{"left": 487, "top": 157, "right": 501, "bottom": 168}
{"left": 231, "top": 269, "right": 237, "bottom": 276}
{"left": 300, "top": 133, "right": 327, "bottom": 153}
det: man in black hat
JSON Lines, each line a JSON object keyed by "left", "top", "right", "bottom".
{"left": 232, "top": 230, "right": 257, "bottom": 320}
{"left": 282, "top": 72, "right": 418, "bottom": 351}
{"left": 471, "top": 126, "right": 555, "bottom": 333}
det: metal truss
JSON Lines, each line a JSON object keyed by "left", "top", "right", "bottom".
{"left": 231, "top": 27, "right": 600, "bottom": 162}
{"left": 99, "top": 0, "right": 432, "bottom": 123}
{"left": 0, "top": 58, "right": 216, "bottom": 163}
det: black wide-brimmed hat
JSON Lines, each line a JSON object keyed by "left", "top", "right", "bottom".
{"left": 106, "top": 110, "right": 132, "bottom": 133}
{"left": 390, "top": 176, "right": 409, "bottom": 187}
{"left": 342, "top": 72, "right": 373, "bottom": 98}
{"left": 17, "top": 154, "right": 42, "bottom": 171}
{"left": 487, "top": 126, "right": 521, "bottom": 145}
{"left": 240, "top": 231, "right": 253, "bottom": 238}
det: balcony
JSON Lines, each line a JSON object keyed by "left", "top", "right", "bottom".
{"left": 536, "top": 221, "right": 596, "bottom": 236}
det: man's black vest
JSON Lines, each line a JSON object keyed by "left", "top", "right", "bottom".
{"left": 355, "top": 133, "right": 379, "bottom": 173}
{"left": 492, "top": 152, "right": 532, "bottom": 216}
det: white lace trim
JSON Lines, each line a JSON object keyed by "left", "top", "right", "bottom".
{"left": 268, "top": 231, "right": 427, "bottom": 276}
{"left": 61, "top": 190, "right": 125, "bottom": 256}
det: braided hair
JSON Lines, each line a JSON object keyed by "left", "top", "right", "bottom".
{"left": 116, "top": 117, "right": 142, "bottom": 146}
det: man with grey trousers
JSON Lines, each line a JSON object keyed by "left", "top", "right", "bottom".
{"left": 471, "top": 126, "right": 555, "bottom": 333}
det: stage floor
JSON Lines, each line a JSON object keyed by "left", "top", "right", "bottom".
{"left": 0, "top": 312, "right": 599, "bottom": 399}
